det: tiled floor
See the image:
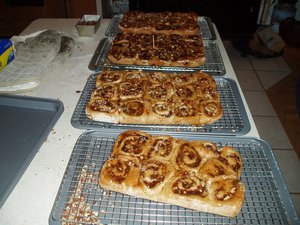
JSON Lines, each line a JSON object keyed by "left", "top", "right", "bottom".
{"left": 223, "top": 40, "right": 300, "bottom": 218}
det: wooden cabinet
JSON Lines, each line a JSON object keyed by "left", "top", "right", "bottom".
{"left": 0, "top": 0, "right": 66, "bottom": 37}
{"left": 65, "top": 0, "right": 97, "bottom": 18}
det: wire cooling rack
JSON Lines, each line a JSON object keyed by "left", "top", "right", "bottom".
{"left": 105, "top": 14, "right": 216, "bottom": 40}
{"left": 49, "top": 131, "right": 299, "bottom": 225}
{"left": 88, "top": 38, "right": 225, "bottom": 76}
{"left": 71, "top": 73, "right": 250, "bottom": 135}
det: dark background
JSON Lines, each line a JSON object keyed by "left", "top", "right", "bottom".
{"left": 5, "top": 0, "right": 44, "bottom": 6}
{"left": 129, "top": 0, "right": 262, "bottom": 39}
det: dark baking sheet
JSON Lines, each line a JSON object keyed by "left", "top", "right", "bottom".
{"left": 49, "top": 130, "right": 300, "bottom": 225}
{"left": 88, "top": 38, "right": 225, "bottom": 76}
{"left": 105, "top": 14, "right": 217, "bottom": 40}
{"left": 0, "top": 94, "right": 64, "bottom": 208}
{"left": 71, "top": 72, "right": 250, "bottom": 135}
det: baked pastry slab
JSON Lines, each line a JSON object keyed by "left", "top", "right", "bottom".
{"left": 99, "top": 130, "right": 245, "bottom": 217}
{"left": 107, "top": 33, "right": 206, "bottom": 68}
{"left": 86, "top": 70, "right": 223, "bottom": 125}
{"left": 119, "top": 11, "right": 200, "bottom": 36}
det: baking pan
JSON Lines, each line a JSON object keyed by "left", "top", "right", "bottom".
{"left": 71, "top": 72, "right": 250, "bottom": 135}
{"left": 0, "top": 94, "right": 64, "bottom": 208}
{"left": 75, "top": 14, "right": 102, "bottom": 37}
{"left": 105, "top": 14, "right": 217, "bottom": 40}
{"left": 49, "top": 130, "right": 300, "bottom": 225}
{"left": 88, "top": 38, "right": 225, "bottom": 76}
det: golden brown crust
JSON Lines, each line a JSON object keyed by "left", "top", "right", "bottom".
{"left": 119, "top": 11, "right": 200, "bottom": 36}
{"left": 119, "top": 81, "right": 146, "bottom": 100}
{"left": 95, "top": 70, "right": 122, "bottom": 87}
{"left": 90, "top": 84, "right": 119, "bottom": 101}
{"left": 86, "top": 70, "right": 223, "bottom": 125}
{"left": 99, "top": 130, "right": 245, "bottom": 217}
{"left": 119, "top": 99, "right": 151, "bottom": 124}
{"left": 199, "top": 100, "right": 224, "bottom": 124}
{"left": 145, "top": 135, "right": 177, "bottom": 161}
{"left": 111, "top": 130, "right": 151, "bottom": 160}
{"left": 85, "top": 99, "right": 119, "bottom": 123}
{"left": 170, "top": 139, "right": 204, "bottom": 172}
{"left": 107, "top": 33, "right": 206, "bottom": 68}
{"left": 219, "top": 146, "right": 243, "bottom": 177}
{"left": 146, "top": 100, "right": 174, "bottom": 124}
{"left": 144, "top": 82, "right": 174, "bottom": 101}
{"left": 138, "top": 159, "right": 175, "bottom": 196}
{"left": 99, "top": 154, "right": 141, "bottom": 194}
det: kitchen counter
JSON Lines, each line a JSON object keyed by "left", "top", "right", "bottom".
{"left": 0, "top": 18, "right": 258, "bottom": 225}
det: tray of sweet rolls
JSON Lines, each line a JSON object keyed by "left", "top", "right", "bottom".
{"left": 49, "top": 130, "right": 299, "bottom": 225}
{"left": 71, "top": 70, "right": 250, "bottom": 136}
{"left": 105, "top": 13, "right": 217, "bottom": 40}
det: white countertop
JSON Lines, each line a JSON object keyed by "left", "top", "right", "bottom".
{"left": 0, "top": 18, "right": 258, "bottom": 225}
